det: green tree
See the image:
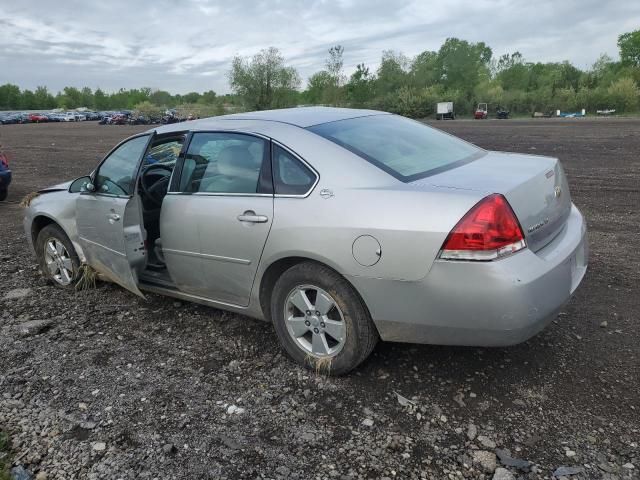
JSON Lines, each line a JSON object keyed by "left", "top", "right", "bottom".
{"left": 94, "top": 88, "right": 109, "bottom": 110}
{"left": 133, "top": 101, "right": 164, "bottom": 119}
{"left": 376, "top": 50, "right": 410, "bottom": 95}
{"left": 410, "top": 50, "right": 439, "bottom": 88}
{"left": 618, "top": 30, "right": 640, "bottom": 67}
{"left": 149, "top": 90, "right": 173, "bottom": 107}
{"left": 324, "top": 45, "right": 345, "bottom": 105}
{"left": 33, "top": 86, "right": 56, "bottom": 108}
{"left": 199, "top": 90, "right": 217, "bottom": 104}
{"left": 607, "top": 77, "right": 639, "bottom": 111}
{"left": 0, "top": 84, "right": 21, "bottom": 109}
{"left": 79, "top": 87, "right": 93, "bottom": 108}
{"left": 61, "top": 86, "right": 82, "bottom": 108}
{"left": 305, "top": 71, "right": 333, "bottom": 104}
{"left": 436, "top": 38, "right": 492, "bottom": 94}
{"left": 229, "top": 47, "right": 301, "bottom": 110}
{"left": 346, "top": 64, "right": 374, "bottom": 106}
{"left": 182, "top": 92, "right": 201, "bottom": 103}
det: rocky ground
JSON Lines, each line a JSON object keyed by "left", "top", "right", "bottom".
{"left": 0, "top": 119, "right": 638, "bottom": 479}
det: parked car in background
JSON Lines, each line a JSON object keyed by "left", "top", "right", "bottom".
{"left": 0, "top": 113, "right": 17, "bottom": 124}
{"left": 17, "top": 113, "right": 31, "bottom": 124}
{"left": 28, "top": 113, "right": 49, "bottom": 123}
{"left": 23, "top": 107, "right": 588, "bottom": 374}
{"left": 496, "top": 108, "right": 510, "bottom": 119}
{"left": 0, "top": 147, "right": 11, "bottom": 201}
{"left": 60, "top": 113, "right": 77, "bottom": 122}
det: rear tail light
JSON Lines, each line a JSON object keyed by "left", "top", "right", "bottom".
{"left": 0, "top": 153, "right": 8, "bottom": 168}
{"left": 440, "top": 194, "right": 526, "bottom": 261}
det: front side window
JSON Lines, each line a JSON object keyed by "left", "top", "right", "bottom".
{"left": 180, "top": 132, "right": 267, "bottom": 194}
{"left": 308, "top": 114, "right": 483, "bottom": 182}
{"left": 143, "top": 138, "right": 184, "bottom": 167}
{"left": 95, "top": 135, "right": 149, "bottom": 195}
{"left": 272, "top": 145, "right": 316, "bottom": 195}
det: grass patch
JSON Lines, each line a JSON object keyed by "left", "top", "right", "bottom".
{"left": 0, "top": 430, "right": 11, "bottom": 480}
{"left": 19, "top": 191, "right": 40, "bottom": 208}
{"left": 306, "top": 355, "right": 333, "bottom": 376}
{"left": 75, "top": 264, "right": 98, "bottom": 291}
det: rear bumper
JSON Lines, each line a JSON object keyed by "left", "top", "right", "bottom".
{"left": 0, "top": 170, "right": 11, "bottom": 189}
{"left": 348, "top": 203, "right": 588, "bottom": 346}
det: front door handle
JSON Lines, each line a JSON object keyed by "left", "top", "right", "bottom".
{"left": 237, "top": 210, "right": 268, "bottom": 223}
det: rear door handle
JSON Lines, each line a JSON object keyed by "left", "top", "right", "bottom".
{"left": 107, "top": 213, "right": 121, "bottom": 223}
{"left": 237, "top": 210, "right": 268, "bottom": 223}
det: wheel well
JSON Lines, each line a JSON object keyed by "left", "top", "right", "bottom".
{"left": 258, "top": 257, "right": 373, "bottom": 325}
{"left": 31, "top": 216, "right": 57, "bottom": 245}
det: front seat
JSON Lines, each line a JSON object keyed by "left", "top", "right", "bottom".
{"left": 201, "top": 146, "right": 260, "bottom": 193}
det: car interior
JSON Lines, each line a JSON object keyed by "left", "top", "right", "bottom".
{"left": 136, "top": 135, "right": 185, "bottom": 282}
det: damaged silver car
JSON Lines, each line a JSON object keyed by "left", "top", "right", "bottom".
{"left": 23, "top": 107, "right": 588, "bottom": 374}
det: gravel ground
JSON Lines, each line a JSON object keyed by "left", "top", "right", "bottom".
{"left": 0, "top": 119, "right": 638, "bottom": 480}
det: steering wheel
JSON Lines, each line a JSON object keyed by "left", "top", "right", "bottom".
{"left": 140, "top": 164, "right": 173, "bottom": 207}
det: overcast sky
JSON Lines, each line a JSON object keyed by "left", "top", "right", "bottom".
{"left": 1, "top": 0, "right": 638, "bottom": 95}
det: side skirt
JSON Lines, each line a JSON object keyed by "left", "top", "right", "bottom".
{"left": 138, "top": 281, "right": 267, "bottom": 322}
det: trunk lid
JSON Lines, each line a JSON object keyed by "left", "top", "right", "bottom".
{"left": 412, "top": 151, "right": 572, "bottom": 252}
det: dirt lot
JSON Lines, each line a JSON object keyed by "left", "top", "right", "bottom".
{"left": 0, "top": 119, "right": 638, "bottom": 480}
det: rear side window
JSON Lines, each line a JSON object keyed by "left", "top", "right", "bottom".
{"left": 308, "top": 114, "right": 483, "bottom": 182}
{"left": 179, "top": 132, "right": 267, "bottom": 194}
{"left": 272, "top": 145, "right": 317, "bottom": 195}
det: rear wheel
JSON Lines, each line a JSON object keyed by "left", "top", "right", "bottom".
{"left": 35, "top": 224, "right": 80, "bottom": 288}
{"left": 271, "top": 262, "right": 378, "bottom": 375}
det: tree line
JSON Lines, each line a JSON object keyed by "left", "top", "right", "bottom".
{"left": 2, "top": 30, "right": 640, "bottom": 118}
{"left": 0, "top": 85, "right": 230, "bottom": 112}
{"left": 230, "top": 30, "right": 640, "bottom": 116}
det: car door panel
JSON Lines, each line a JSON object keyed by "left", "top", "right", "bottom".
{"left": 75, "top": 133, "right": 153, "bottom": 297}
{"left": 161, "top": 131, "right": 274, "bottom": 306}
{"left": 76, "top": 194, "right": 146, "bottom": 296}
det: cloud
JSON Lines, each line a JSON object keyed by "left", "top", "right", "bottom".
{"left": 0, "top": 0, "right": 638, "bottom": 94}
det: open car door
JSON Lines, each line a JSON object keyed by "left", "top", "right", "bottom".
{"left": 76, "top": 133, "right": 155, "bottom": 297}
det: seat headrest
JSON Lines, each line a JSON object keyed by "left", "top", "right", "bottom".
{"left": 217, "top": 146, "right": 260, "bottom": 176}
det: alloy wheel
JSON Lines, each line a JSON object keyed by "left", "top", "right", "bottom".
{"left": 44, "top": 238, "right": 74, "bottom": 286}
{"left": 284, "top": 285, "right": 346, "bottom": 358}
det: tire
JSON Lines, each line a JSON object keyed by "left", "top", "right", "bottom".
{"left": 35, "top": 224, "right": 80, "bottom": 289}
{"left": 0, "top": 189, "right": 7, "bottom": 201}
{"left": 271, "top": 261, "right": 378, "bottom": 375}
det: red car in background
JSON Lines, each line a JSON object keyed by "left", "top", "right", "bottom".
{"left": 28, "top": 113, "right": 48, "bottom": 123}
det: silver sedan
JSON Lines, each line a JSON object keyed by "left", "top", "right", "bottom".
{"left": 23, "top": 107, "right": 588, "bottom": 374}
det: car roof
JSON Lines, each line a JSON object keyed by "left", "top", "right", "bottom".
{"left": 154, "top": 106, "right": 388, "bottom": 135}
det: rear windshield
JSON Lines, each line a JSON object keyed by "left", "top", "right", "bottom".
{"left": 308, "top": 114, "right": 483, "bottom": 182}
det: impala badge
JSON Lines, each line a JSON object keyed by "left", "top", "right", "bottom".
{"left": 528, "top": 218, "right": 549, "bottom": 233}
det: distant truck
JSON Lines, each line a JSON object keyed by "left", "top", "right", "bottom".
{"left": 436, "top": 102, "right": 455, "bottom": 120}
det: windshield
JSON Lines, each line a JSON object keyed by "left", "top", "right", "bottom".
{"left": 308, "top": 114, "right": 483, "bottom": 182}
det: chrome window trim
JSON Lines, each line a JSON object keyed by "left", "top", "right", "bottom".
{"left": 165, "top": 192, "right": 273, "bottom": 198}
{"left": 271, "top": 140, "right": 319, "bottom": 199}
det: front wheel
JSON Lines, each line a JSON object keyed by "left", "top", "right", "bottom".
{"left": 271, "top": 262, "right": 378, "bottom": 375}
{"left": 35, "top": 224, "right": 80, "bottom": 288}
{"left": 0, "top": 189, "right": 7, "bottom": 201}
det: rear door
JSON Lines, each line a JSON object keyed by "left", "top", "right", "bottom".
{"left": 161, "top": 131, "right": 274, "bottom": 306}
{"left": 76, "top": 133, "right": 154, "bottom": 297}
